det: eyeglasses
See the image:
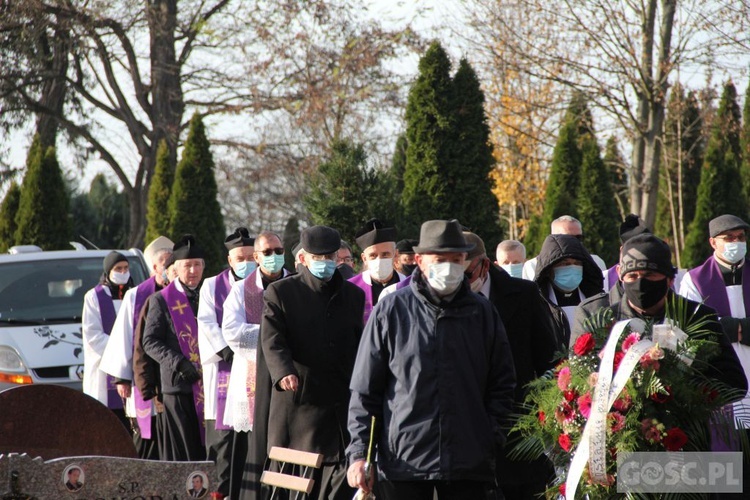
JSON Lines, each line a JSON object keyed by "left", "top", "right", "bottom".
{"left": 337, "top": 257, "right": 354, "bottom": 264}
{"left": 715, "top": 233, "right": 747, "bottom": 243}
{"left": 258, "top": 247, "right": 285, "bottom": 256}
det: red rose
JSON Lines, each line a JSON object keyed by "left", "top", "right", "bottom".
{"left": 563, "top": 389, "right": 578, "bottom": 402}
{"left": 538, "top": 411, "right": 546, "bottom": 423}
{"left": 613, "top": 351, "right": 625, "bottom": 371}
{"left": 558, "top": 433, "right": 572, "bottom": 452}
{"left": 650, "top": 385, "right": 673, "bottom": 404}
{"left": 573, "top": 333, "right": 596, "bottom": 356}
{"left": 664, "top": 427, "right": 688, "bottom": 451}
{"left": 559, "top": 483, "right": 566, "bottom": 496}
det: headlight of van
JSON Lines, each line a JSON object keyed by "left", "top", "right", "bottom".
{"left": 0, "top": 346, "right": 32, "bottom": 384}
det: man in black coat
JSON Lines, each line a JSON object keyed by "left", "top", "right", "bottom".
{"left": 463, "top": 232, "right": 558, "bottom": 499}
{"left": 254, "top": 225, "right": 365, "bottom": 500}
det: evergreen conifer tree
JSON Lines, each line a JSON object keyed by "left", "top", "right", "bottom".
{"left": 448, "top": 58, "right": 502, "bottom": 247}
{"left": 740, "top": 78, "right": 750, "bottom": 220}
{"left": 0, "top": 182, "right": 21, "bottom": 252}
{"left": 168, "top": 114, "right": 225, "bottom": 275}
{"left": 576, "top": 135, "right": 620, "bottom": 266}
{"left": 146, "top": 140, "right": 174, "bottom": 243}
{"left": 683, "top": 81, "right": 745, "bottom": 267}
{"left": 15, "top": 137, "right": 71, "bottom": 249}
{"left": 391, "top": 134, "right": 407, "bottom": 197}
{"left": 401, "top": 41, "right": 454, "bottom": 236}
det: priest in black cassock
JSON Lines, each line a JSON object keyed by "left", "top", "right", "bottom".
{"left": 142, "top": 234, "right": 207, "bottom": 461}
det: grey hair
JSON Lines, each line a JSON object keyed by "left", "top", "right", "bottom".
{"left": 496, "top": 240, "right": 526, "bottom": 260}
{"left": 551, "top": 215, "right": 582, "bottom": 233}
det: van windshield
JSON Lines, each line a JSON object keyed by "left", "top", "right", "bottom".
{"left": 0, "top": 256, "right": 147, "bottom": 325}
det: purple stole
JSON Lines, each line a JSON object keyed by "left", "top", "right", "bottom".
{"left": 690, "top": 256, "right": 750, "bottom": 318}
{"left": 94, "top": 285, "right": 123, "bottom": 410}
{"left": 161, "top": 282, "right": 205, "bottom": 445}
{"left": 396, "top": 276, "right": 411, "bottom": 290}
{"left": 212, "top": 269, "right": 233, "bottom": 431}
{"left": 349, "top": 273, "right": 374, "bottom": 324}
{"left": 606, "top": 265, "right": 618, "bottom": 291}
{"left": 242, "top": 270, "right": 265, "bottom": 428}
{"left": 132, "top": 277, "right": 157, "bottom": 439}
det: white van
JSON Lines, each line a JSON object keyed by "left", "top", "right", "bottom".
{"left": 0, "top": 246, "right": 148, "bottom": 391}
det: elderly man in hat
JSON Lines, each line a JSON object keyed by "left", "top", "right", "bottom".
{"left": 82, "top": 251, "right": 135, "bottom": 429}
{"left": 462, "top": 231, "right": 557, "bottom": 498}
{"left": 100, "top": 236, "right": 173, "bottom": 459}
{"left": 250, "top": 225, "right": 365, "bottom": 500}
{"left": 142, "top": 234, "right": 207, "bottom": 461}
{"left": 347, "top": 220, "right": 516, "bottom": 500}
{"left": 571, "top": 234, "right": 746, "bottom": 396}
{"left": 196, "top": 227, "right": 255, "bottom": 496}
{"left": 349, "top": 218, "right": 406, "bottom": 324}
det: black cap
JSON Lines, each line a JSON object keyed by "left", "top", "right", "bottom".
{"left": 396, "top": 239, "right": 418, "bottom": 254}
{"left": 355, "top": 218, "right": 397, "bottom": 250}
{"left": 619, "top": 234, "right": 676, "bottom": 278}
{"left": 164, "top": 252, "right": 176, "bottom": 269}
{"left": 224, "top": 227, "right": 255, "bottom": 250}
{"left": 413, "top": 220, "right": 475, "bottom": 253}
{"left": 619, "top": 214, "right": 650, "bottom": 243}
{"left": 301, "top": 226, "right": 341, "bottom": 255}
{"left": 172, "top": 234, "right": 206, "bottom": 261}
{"left": 103, "top": 251, "right": 128, "bottom": 274}
{"left": 709, "top": 214, "right": 750, "bottom": 238}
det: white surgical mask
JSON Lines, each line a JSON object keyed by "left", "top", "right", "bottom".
{"left": 470, "top": 276, "right": 485, "bottom": 294}
{"left": 501, "top": 263, "right": 524, "bottom": 279}
{"left": 427, "top": 262, "right": 464, "bottom": 296}
{"left": 110, "top": 271, "right": 130, "bottom": 285}
{"left": 368, "top": 258, "right": 394, "bottom": 282}
{"left": 722, "top": 242, "right": 747, "bottom": 264}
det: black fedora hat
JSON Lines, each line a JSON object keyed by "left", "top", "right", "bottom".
{"left": 413, "top": 220, "right": 475, "bottom": 253}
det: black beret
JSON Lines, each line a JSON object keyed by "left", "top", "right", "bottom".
{"left": 103, "top": 251, "right": 128, "bottom": 274}
{"left": 709, "top": 214, "right": 750, "bottom": 238}
{"left": 224, "top": 227, "right": 255, "bottom": 250}
{"left": 172, "top": 234, "right": 206, "bottom": 261}
{"left": 355, "top": 218, "right": 397, "bottom": 250}
{"left": 619, "top": 214, "right": 650, "bottom": 243}
{"left": 619, "top": 234, "right": 676, "bottom": 278}
{"left": 301, "top": 226, "right": 340, "bottom": 255}
{"left": 396, "top": 239, "right": 418, "bottom": 254}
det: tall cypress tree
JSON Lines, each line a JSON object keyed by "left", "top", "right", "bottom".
{"left": 576, "top": 134, "right": 620, "bottom": 266}
{"left": 740, "top": 78, "right": 750, "bottom": 221}
{"left": 401, "top": 41, "right": 454, "bottom": 236}
{"left": 683, "top": 81, "right": 745, "bottom": 267}
{"left": 448, "top": 58, "right": 502, "bottom": 247}
{"left": 168, "top": 114, "right": 225, "bottom": 275}
{"left": 0, "top": 181, "right": 21, "bottom": 252}
{"left": 391, "top": 133, "right": 407, "bottom": 197}
{"left": 657, "top": 85, "right": 704, "bottom": 255}
{"left": 146, "top": 140, "right": 174, "bottom": 243}
{"left": 15, "top": 138, "right": 71, "bottom": 249}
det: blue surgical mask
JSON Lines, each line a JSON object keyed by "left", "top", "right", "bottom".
{"left": 722, "top": 242, "right": 747, "bottom": 264}
{"left": 262, "top": 254, "right": 286, "bottom": 274}
{"left": 234, "top": 261, "right": 258, "bottom": 279}
{"left": 552, "top": 265, "right": 583, "bottom": 292}
{"left": 501, "top": 263, "right": 524, "bottom": 279}
{"left": 161, "top": 270, "right": 170, "bottom": 285}
{"left": 308, "top": 259, "right": 336, "bottom": 280}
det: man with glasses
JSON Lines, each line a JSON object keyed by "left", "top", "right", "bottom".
{"left": 350, "top": 218, "right": 407, "bottom": 324}
{"left": 253, "top": 225, "right": 365, "bottom": 500}
{"left": 679, "top": 215, "right": 750, "bottom": 451}
{"left": 336, "top": 240, "right": 356, "bottom": 280}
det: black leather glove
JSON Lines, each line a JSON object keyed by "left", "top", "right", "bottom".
{"left": 178, "top": 359, "right": 201, "bottom": 384}
{"left": 218, "top": 346, "right": 234, "bottom": 364}
{"left": 141, "top": 387, "right": 156, "bottom": 401}
{"left": 720, "top": 316, "right": 741, "bottom": 343}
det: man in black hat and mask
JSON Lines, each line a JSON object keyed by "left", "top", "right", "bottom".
{"left": 571, "top": 234, "right": 746, "bottom": 396}
{"left": 197, "top": 227, "right": 254, "bottom": 497}
{"left": 394, "top": 238, "right": 418, "bottom": 276}
{"left": 83, "top": 251, "right": 135, "bottom": 430}
{"left": 252, "top": 225, "right": 365, "bottom": 500}
{"left": 142, "top": 234, "right": 207, "bottom": 461}
{"left": 347, "top": 220, "right": 516, "bottom": 500}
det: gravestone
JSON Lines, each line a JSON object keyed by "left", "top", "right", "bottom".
{"left": 0, "top": 386, "right": 216, "bottom": 499}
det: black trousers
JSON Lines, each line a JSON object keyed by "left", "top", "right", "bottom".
{"left": 205, "top": 422, "right": 234, "bottom": 496}
{"left": 376, "top": 479, "right": 495, "bottom": 500}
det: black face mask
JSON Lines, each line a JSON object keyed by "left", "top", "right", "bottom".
{"left": 401, "top": 264, "right": 417, "bottom": 276}
{"left": 623, "top": 277, "right": 669, "bottom": 311}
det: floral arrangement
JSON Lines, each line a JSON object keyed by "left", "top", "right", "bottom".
{"left": 510, "top": 296, "right": 742, "bottom": 499}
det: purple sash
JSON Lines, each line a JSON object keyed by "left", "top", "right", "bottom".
{"left": 94, "top": 285, "right": 123, "bottom": 410}
{"left": 240, "top": 269, "right": 265, "bottom": 427}
{"left": 161, "top": 282, "right": 205, "bottom": 445}
{"left": 690, "top": 257, "right": 750, "bottom": 318}
{"left": 349, "top": 273, "right": 374, "bottom": 324}
{"left": 132, "top": 277, "right": 157, "bottom": 438}
{"left": 396, "top": 276, "right": 411, "bottom": 290}
{"left": 213, "top": 269, "right": 234, "bottom": 431}
{"left": 606, "top": 265, "right": 618, "bottom": 291}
